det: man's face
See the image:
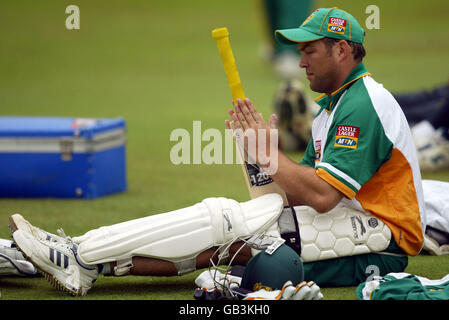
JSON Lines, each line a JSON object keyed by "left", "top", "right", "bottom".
{"left": 298, "top": 39, "right": 340, "bottom": 94}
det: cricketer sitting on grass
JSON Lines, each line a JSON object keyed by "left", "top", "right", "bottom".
{"left": 9, "top": 7, "right": 425, "bottom": 297}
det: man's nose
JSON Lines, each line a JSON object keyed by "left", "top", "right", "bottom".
{"left": 299, "top": 55, "right": 308, "bottom": 68}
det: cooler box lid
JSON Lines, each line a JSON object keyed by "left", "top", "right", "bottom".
{"left": 0, "top": 117, "right": 126, "bottom": 139}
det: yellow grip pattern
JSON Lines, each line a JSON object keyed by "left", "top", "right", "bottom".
{"left": 212, "top": 27, "right": 245, "bottom": 102}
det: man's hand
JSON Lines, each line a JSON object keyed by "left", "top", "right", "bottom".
{"left": 225, "top": 98, "right": 279, "bottom": 173}
{"left": 225, "top": 98, "right": 343, "bottom": 212}
{"left": 225, "top": 98, "right": 278, "bottom": 132}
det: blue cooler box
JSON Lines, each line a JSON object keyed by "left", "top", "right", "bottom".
{"left": 0, "top": 117, "right": 127, "bottom": 199}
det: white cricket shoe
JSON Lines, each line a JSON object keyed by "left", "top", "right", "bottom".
{"left": 12, "top": 229, "right": 98, "bottom": 296}
{"left": 9, "top": 213, "right": 67, "bottom": 243}
{"left": 0, "top": 239, "right": 39, "bottom": 276}
{"left": 417, "top": 128, "right": 449, "bottom": 172}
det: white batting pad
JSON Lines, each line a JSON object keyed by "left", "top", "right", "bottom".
{"left": 295, "top": 206, "right": 392, "bottom": 262}
{"left": 76, "top": 193, "right": 284, "bottom": 265}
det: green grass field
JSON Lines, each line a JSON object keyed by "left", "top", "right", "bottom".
{"left": 1, "top": 0, "right": 449, "bottom": 300}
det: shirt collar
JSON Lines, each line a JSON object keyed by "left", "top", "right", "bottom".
{"left": 314, "top": 62, "right": 371, "bottom": 112}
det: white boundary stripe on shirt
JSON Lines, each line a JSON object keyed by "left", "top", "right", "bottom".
{"left": 316, "top": 162, "right": 362, "bottom": 191}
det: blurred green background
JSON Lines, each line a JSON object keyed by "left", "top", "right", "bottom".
{"left": 0, "top": 0, "right": 448, "bottom": 300}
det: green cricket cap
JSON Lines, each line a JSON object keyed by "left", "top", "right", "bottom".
{"left": 240, "top": 244, "right": 304, "bottom": 291}
{"left": 275, "top": 7, "right": 365, "bottom": 45}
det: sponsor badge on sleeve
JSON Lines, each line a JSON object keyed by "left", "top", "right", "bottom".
{"left": 315, "top": 140, "right": 322, "bottom": 162}
{"left": 334, "top": 125, "right": 359, "bottom": 149}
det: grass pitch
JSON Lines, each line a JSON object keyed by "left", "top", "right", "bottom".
{"left": 1, "top": 0, "right": 449, "bottom": 300}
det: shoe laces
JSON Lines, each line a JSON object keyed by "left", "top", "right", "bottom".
{"left": 48, "top": 229, "right": 96, "bottom": 272}
{"left": 57, "top": 228, "right": 74, "bottom": 245}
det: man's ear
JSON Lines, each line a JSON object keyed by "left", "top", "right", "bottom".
{"left": 335, "top": 40, "right": 351, "bottom": 62}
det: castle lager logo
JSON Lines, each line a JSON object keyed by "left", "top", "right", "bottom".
{"left": 315, "top": 139, "right": 322, "bottom": 162}
{"left": 334, "top": 125, "right": 359, "bottom": 149}
{"left": 328, "top": 17, "right": 346, "bottom": 34}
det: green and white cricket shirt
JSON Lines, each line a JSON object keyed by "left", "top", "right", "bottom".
{"left": 357, "top": 272, "right": 449, "bottom": 300}
{"left": 300, "top": 63, "right": 426, "bottom": 255}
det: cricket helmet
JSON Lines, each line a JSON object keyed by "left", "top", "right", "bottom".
{"left": 240, "top": 244, "right": 304, "bottom": 291}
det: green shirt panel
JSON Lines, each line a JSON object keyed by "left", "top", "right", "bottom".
{"left": 299, "top": 137, "right": 316, "bottom": 168}
{"left": 317, "top": 78, "right": 393, "bottom": 191}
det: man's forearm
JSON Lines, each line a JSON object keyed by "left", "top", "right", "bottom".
{"left": 267, "top": 151, "right": 344, "bottom": 212}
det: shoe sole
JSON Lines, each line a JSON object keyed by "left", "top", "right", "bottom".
{"left": 12, "top": 231, "right": 82, "bottom": 297}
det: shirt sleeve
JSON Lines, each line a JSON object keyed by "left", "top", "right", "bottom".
{"left": 316, "top": 89, "right": 393, "bottom": 199}
{"left": 299, "top": 138, "right": 316, "bottom": 168}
